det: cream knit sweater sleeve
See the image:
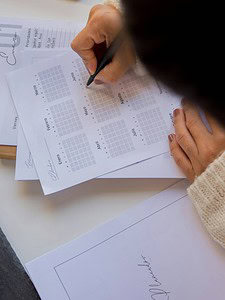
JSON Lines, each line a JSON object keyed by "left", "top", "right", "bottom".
{"left": 104, "top": 0, "right": 121, "bottom": 11}
{"left": 104, "top": 0, "right": 225, "bottom": 249}
{"left": 188, "top": 152, "right": 225, "bottom": 248}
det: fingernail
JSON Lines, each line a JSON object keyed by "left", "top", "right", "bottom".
{"left": 94, "top": 79, "right": 104, "bottom": 85}
{"left": 95, "top": 75, "right": 106, "bottom": 83}
{"left": 173, "top": 109, "right": 180, "bottom": 117}
{"left": 168, "top": 134, "right": 174, "bottom": 143}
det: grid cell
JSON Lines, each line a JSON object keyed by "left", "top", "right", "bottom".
{"left": 38, "top": 65, "right": 71, "bottom": 102}
{"left": 101, "top": 120, "right": 135, "bottom": 158}
{"left": 136, "top": 108, "right": 168, "bottom": 145}
{"left": 50, "top": 99, "right": 82, "bottom": 136}
{"left": 63, "top": 134, "right": 96, "bottom": 171}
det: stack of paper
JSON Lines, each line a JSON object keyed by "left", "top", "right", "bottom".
{"left": 1, "top": 16, "right": 184, "bottom": 195}
{"left": 0, "top": 17, "right": 83, "bottom": 145}
{"left": 2, "top": 18, "right": 224, "bottom": 300}
{"left": 26, "top": 181, "right": 225, "bottom": 299}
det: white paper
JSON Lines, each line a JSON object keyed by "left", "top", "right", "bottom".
{"left": 102, "top": 151, "right": 184, "bottom": 178}
{"left": 0, "top": 17, "right": 82, "bottom": 145}
{"left": 26, "top": 180, "right": 225, "bottom": 300}
{"left": 15, "top": 50, "right": 184, "bottom": 181}
{"left": 15, "top": 123, "right": 36, "bottom": 180}
{"left": 16, "top": 125, "right": 184, "bottom": 180}
{"left": 15, "top": 50, "right": 69, "bottom": 181}
{"left": 8, "top": 52, "right": 181, "bottom": 194}
{"left": 16, "top": 123, "right": 184, "bottom": 180}
{"left": 0, "top": 18, "right": 24, "bottom": 145}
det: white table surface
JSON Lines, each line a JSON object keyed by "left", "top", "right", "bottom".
{"left": 0, "top": 0, "right": 179, "bottom": 265}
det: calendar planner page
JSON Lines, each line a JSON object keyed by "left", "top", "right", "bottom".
{"left": 16, "top": 122, "right": 184, "bottom": 181}
{"left": 8, "top": 52, "right": 180, "bottom": 194}
{"left": 0, "top": 16, "right": 82, "bottom": 145}
{"left": 14, "top": 50, "right": 183, "bottom": 181}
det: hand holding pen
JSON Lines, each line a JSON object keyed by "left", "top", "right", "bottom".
{"left": 71, "top": 4, "right": 135, "bottom": 85}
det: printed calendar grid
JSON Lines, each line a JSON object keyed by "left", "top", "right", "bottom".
{"left": 88, "top": 89, "right": 121, "bottom": 123}
{"left": 74, "top": 59, "right": 88, "bottom": 84}
{"left": 63, "top": 134, "right": 96, "bottom": 172}
{"left": 136, "top": 108, "right": 168, "bottom": 145}
{"left": 121, "top": 76, "right": 156, "bottom": 110}
{"left": 73, "top": 59, "right": 121, "bottom": 122}
{"left": 50, "top": 99, "right": 82, "bottom": 136}
{"left": 38, "top": 65, "right": 71, "bottom": 102}
{"left": 101, "top": 120, "right": 135, "bottom": 158}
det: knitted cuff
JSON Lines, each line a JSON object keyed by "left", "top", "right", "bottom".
{"left": 188, "top": 151, "right": 225, "bottom": 248}
{"left": 104, "top": 0, "right": 122, "bottom": 11}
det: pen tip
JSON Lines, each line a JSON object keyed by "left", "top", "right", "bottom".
{"left": 86, "top": 75, "right": 94, "bottom": 87}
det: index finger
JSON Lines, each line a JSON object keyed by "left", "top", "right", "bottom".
{"left": 71, "top": 28, "right": 98, "bottom": 74}
{"left": 173, "top": 108, "right": 199, "bottom": 159}
{"left": 182, "top": 98, "right": 211, "bottom": 140}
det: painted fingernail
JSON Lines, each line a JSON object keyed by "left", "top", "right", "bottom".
{"left": 168, "top": 134, "right": 174, "bottom": 142}
{"left": 95, "top": 74, "right": 105, "bottom": 82}
{"left": 94, "top": 79, "right": 104, "bottom": 85}
{"left": 173, "top": 109, "right": 180, "bottom": 117}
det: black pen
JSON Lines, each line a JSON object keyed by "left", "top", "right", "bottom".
{"left": 86, "top": 31, "right": 124, "bottom": 87}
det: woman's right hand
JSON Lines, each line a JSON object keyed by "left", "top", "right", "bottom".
{"left": 71, "top": 4, "right": 136, "bottom": 84}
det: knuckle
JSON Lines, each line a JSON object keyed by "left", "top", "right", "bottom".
{"left": 93, "top": 7, "right": 121, "bottom": 30}
{"left": 184, "top": 145, "right": 193, "bottom": 155}
{"left": 71, "top": 39, "right": 78, "bottom": 51}
{"left": 170, "top": 144, "right": 176, "bottom": 154}
{"left": 174, "top": 156, "right": 183, "bottom": 167}
{"left": 169, "top": 139, "right": 178, "bottom": 153}
{"left": 90, "top": 5, "right": 113, "bottom": 22}
{"left": 176, "top": 133, "right": 186, "bottom": 145}
{"left": 185, "top": 117, "right": 198, "bottom": 131}
{"left": 186, "top": 168, "right": 195, "bottom": 181}
{"left": 88, "top": 18, "right": 100, "bottom": 33}
{"left": 90, "top": 4, "right": 104, "bottom": 16}
{"left": 176, "top": 134, "right": 193, "bottom": 155}
{"left": 185, "top": 165, "right": 194, "bottom": 177}
{"left": 216, "top": 133, "right": 225, "bottom": 145}
{"left": 177, "top": 157, "right": 193, "bottom": 174}
{"left": 202, "top": 146, "right": 216, "bottom": 164}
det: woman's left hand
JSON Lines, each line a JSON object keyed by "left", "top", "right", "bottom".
{"left": 169, "top": 99, "right": 225, "bottom": 182}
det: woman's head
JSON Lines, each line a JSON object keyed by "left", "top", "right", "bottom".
{"left": 122, "top": 0, "right": 224, "bottom": 126}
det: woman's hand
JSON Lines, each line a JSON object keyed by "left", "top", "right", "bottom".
{"left": 169, "top": 99, "right": 225, "bottom": 182}
{"left": 71, "top": 4, "right": 135, "bottom": 83}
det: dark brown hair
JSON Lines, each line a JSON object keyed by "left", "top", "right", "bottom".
{"left": 122, "top": 0, "right": 224, "bottom": 126}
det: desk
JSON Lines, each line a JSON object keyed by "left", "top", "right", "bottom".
{"left": 0, "top": 0, "right": 179, "bottom": 265}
